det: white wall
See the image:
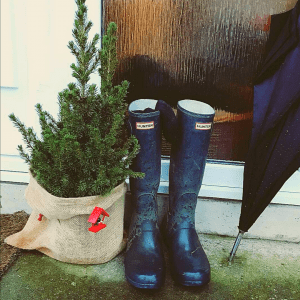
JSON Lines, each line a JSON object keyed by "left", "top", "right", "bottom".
{"left": 1, "top": 0, "right": 101, "bottom": 156}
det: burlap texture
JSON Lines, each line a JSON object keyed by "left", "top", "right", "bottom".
{"left": 5, "top": 172, "right": 127, "bottom": 264}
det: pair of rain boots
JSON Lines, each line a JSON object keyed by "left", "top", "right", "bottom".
{"left": 125, "top": 99, "right": 215, "bottom": 289}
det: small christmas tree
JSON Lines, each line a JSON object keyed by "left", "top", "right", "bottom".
{"left": 9, "top": 0, "right": 142, "bottom": 197}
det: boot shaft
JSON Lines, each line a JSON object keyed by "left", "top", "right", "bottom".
{"left": 170, "top": 100, "right": 215, "bottom": 190}
{"left": 128, "top": 99, "right": 162, "bottom": 196}
{"left": 127, "top": 99, "right": 162, "bottom": 230}
{"left": 168, "top": 100, "right": 215, "bottom": 230}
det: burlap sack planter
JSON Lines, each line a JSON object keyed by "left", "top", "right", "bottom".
{"left": 5, "top": 172, "right": 127, "bottom": 264}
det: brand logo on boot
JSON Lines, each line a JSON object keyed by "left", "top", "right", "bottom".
{"left": 136, "top": 121, "right": 155, "bottom": 130}
{"left": 195, "top": 122, "right": 212, "bottom": 130}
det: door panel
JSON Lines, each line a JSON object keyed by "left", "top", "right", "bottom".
{"left": 104, "top": 0, "right": 297, "bottom": 160}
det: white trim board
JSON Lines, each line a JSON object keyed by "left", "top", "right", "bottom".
{"left": 1, "top": 154, "right": 300, "bottom": 206}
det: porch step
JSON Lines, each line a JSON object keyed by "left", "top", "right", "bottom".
{"left": 1, "top": 182, "right": 300, "bottom": 242}
{"left": 1, "top": 233, "right": 300, "bottom": 299}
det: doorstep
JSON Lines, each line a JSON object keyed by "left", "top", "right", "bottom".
{"left": 1, "top": 182, "right": 300, "bottom": 243}
{"left": 1, "top": 233, "right": 300, "bottom": 300}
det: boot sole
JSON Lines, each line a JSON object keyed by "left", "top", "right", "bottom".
{"left": 125, "top": 274, "right": 163, "bottom": 289}
{"left": 172, "top": 271, "right": 210, "bottom": 287}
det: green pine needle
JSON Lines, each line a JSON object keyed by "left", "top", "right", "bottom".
{"left": 8, "top": 0, "right": 143, "bottom": 198}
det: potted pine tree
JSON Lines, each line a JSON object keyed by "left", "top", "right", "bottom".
{"left": 6, "top": 0, "right": 142, "bottom": 264}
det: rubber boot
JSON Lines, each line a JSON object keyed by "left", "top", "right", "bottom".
{"left": 125, "top": 99, "right": 165, "bottom": 289}
{"left": 164, "top": 99, "right": 215, "bottom": 286}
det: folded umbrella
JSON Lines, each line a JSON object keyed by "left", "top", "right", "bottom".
{"left": 229, "top": 0, "right": 300, "bottom": 262}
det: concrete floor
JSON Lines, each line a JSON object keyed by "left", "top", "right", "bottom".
{"left": 1, "top": 233, "right": 299, "bottom": 300}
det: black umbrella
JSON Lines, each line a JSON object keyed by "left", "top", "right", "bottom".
{"left": 229, "top": 0, "right": 300, "bottom": 262}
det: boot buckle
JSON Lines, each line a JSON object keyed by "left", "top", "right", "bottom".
{"left": 88, "top": 207, "right": 109, "bottom": 233}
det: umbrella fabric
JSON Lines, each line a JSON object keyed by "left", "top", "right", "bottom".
{"left": 239, "top": 0, "right": 300, "bottom": 232}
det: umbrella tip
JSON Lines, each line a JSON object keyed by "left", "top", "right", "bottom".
{"left": 228, "top": 253, "right": 234, "bottom": 264}
{"left": 228, "top": 230, "right": 245, "bottom": 263}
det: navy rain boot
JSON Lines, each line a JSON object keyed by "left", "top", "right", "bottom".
{"left": 125, "top": 99, "right": 165, "bottom": 289}
{"left": 165, "top": 99, "right": 215, "bottom": 286}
